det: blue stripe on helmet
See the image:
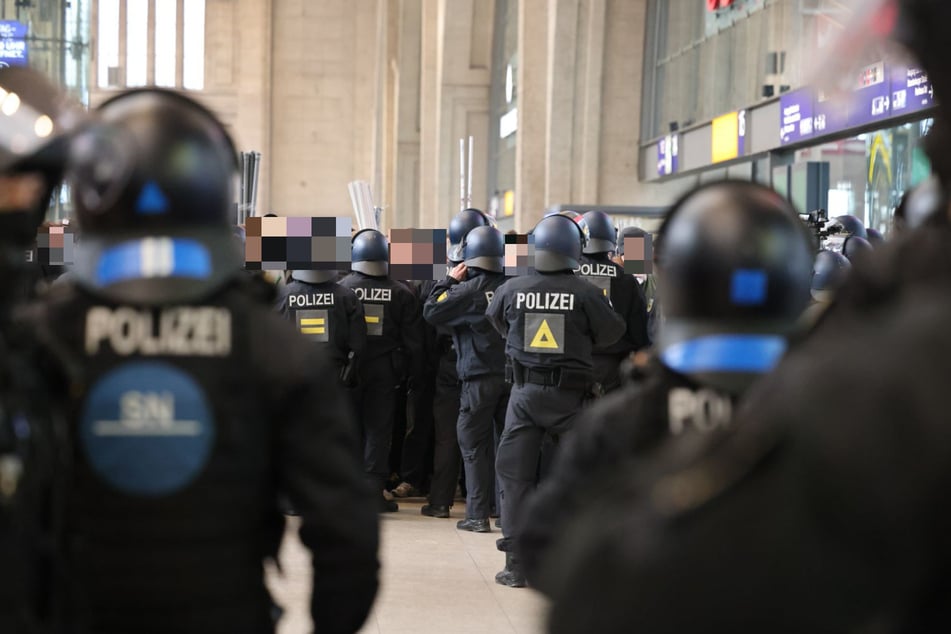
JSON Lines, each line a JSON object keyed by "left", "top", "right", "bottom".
{"left": 96, "top": 239, "right": 212, "bottom": 286}
{"left": 661, "top": 334, "right": 787, "bottom": 374}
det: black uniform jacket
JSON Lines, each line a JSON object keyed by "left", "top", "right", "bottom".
{"left": 340, "top": 272, "right": 423, "bottom": 378}
{"left": 578, "top": 253, "right": 650, "bottom": 356}
{"left": 422, "top": 271, "right": 508, "bottom": 380}
{"left": 485, "top": 271, "right": 625, "bottom": 373}
{"left": 519, "top": 357, "right": 736, "bottom": 592}
{"left": 543, "top": 225, "right": 951, "bottom": 634}
{"left": 276, "top": 278, "right": 367, "bottom": 367}
{"left": 33, "top": 275, "right": 379, "bottom": 634}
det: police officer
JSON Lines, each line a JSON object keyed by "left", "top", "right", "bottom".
{"left": 448, "top": 207, "right": 495, "bottom": 262}
{"left": 276, "top": 269, "right": 366, "bottom": 386}
{"left": 415, "top": 208, "right": 494, "bottom": 518}
{"left": 486, "top": 213, "right": 625, "bottom": 587}
{"left": 801, "top": 249, "right": 850, "bottom": 326}
{"left": 544, "top": 2, "right": 951, "bottom": 629}
{"left": 341, "top": 229, "right": 423, "bottom": 513}
{"left": 579, "top": 211, "right": 649, "bottom": 392}
{"left": 0, "top": 67, "right": 78, "bottom": 634}
{"left": 423, "top": 226, "right": 510, "bottom": 531}
{"left": 519, "top": 180, "right": 814, "bottom": 595}
{"left": 38, "top": 89, "right": 379, "bottom": 634}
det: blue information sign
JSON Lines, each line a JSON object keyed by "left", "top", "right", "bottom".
{"left": 780, "top": 89, "right": 815, "bottom": 145}
{"left": 891, "top": 66, "right": 934, "bottom": 116}
{"left": 780, "top": 61, "right": 937, "bottom": 147}
{"left": 849, "top": 62, "right": 891, "bottom": 128}
{"left": 0, "top": 21, "right": 27, "bottom": 68}
{"left": 813, "top": 90, "right": 849, "bottom": 138}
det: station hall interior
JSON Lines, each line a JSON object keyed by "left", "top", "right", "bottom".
{"left": 2, "top": 0, "right": 948, "bottom": 633}
{"left": 13, "top": 0, "right": 927, "bottom": 235}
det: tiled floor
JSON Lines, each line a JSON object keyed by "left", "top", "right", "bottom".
{"left": 267, "top": 499, "right": 550, "bottom": 634}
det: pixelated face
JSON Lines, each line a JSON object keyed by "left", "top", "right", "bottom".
{"left": 36, "top": 223, "right": 76, "bottom": 265}
{"left": 388, "top": 228, "right": 447, "bottom": 281}
{"left": 622, "top": 235, "right": 653, "bottom": 275}
{"left": 244, "top": 216, "right": 352, "bottom": 271}
{"left": 504, "top": 233, "right": 535, "bottom": 276}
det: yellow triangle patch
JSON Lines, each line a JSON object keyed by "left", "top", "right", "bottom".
{"left": 530, "top": 319, "right": 559, "bottom": 349}
{"left": 437, "top": 291, "right": 448, "bottom": 302}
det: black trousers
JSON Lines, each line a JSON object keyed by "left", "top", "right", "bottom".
{"left": 496, "top": 383, "right": 585, "bottom": 545}
{"left": 351, "top": 355, "right": 399, "bottom": 492}
{"left": 389, "top": 382, "right": 409, "bottom": 479}
{"left": 398, "top": 375, "right": 435, "bottom": 492}
{"left": 457, "top": 375, "right": 510, "bottom": 519}
{"left": 428, "top": 353, "right": 461, "bottom": 507}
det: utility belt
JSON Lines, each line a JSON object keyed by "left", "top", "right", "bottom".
{"left": 506, "top": 360, "right": 591, "bottom": 391}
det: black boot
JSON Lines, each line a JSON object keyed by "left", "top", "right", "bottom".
{"left": 421, "top": 503, "right": 450, "bottom": 518}
{"left": 456, "top": 518, "right": 491, "bottom": 533}
{"left": 379, "top": 493, "right": 399, "bottom": 513}
{"left": 495, "top": 552, "right": 527, "bottom": 588}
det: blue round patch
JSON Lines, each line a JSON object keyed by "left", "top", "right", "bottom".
{"left": 80, "top": 361, "right": 216, "bottom": 496}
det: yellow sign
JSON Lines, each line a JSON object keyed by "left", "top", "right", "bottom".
{"left": 529, "top": 319, "right": 559, "bottom": 349}
{"left": 300, "top": 317, "right": 325, "bottom": 335}
{"left": 711, "top": 112, "right": 739, "bottom": 163}
{"left": 504, "top": 190, "right": 515, "bottom": 217}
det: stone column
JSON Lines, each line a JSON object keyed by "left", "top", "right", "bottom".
{"left": 515, "top": 0, "right": 549, "bottom": 232}
{"left": 391, "top": 0, "right": 423, "bottom": 231}
{"left": 418, "top": 0, "right": 493, "bottom": 230}
{"left": 545, "top": 0, "right": 579, "bottom": 207}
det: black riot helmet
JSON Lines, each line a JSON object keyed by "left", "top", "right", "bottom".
{"left": 0, "top": 67, "right": 83, "bottom": 251}
{"left": 448, "top": 208, "right": 494, "bottom": 262}
{"left": 532, "top": 213, "right": 585, "bottom": 273}
{"left": 811, "top": 250, "right": 851, "bottom": 303}
{"left": 351, "top": 228, "right": 389, "bottom": 277}
{"left": 842, "top": 235, "right": 874, "bottom": 262}
{"left": 462, "top": 225, "right": 504, "bottom": 273}
{"left": 582, "top": 211, "right": 617, "bottom": 255}
{"left": 68, "top": 89, "right": 241, "bottom": 305}
{"left": 655, "top": 180, "right": 814, "bottom": 392}
{"left": 546, "top": 210, "right": 590, "bottom": 251}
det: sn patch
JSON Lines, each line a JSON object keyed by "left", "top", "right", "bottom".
{"left": 80, "top": 361, "right": 215, "bottom": 496}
